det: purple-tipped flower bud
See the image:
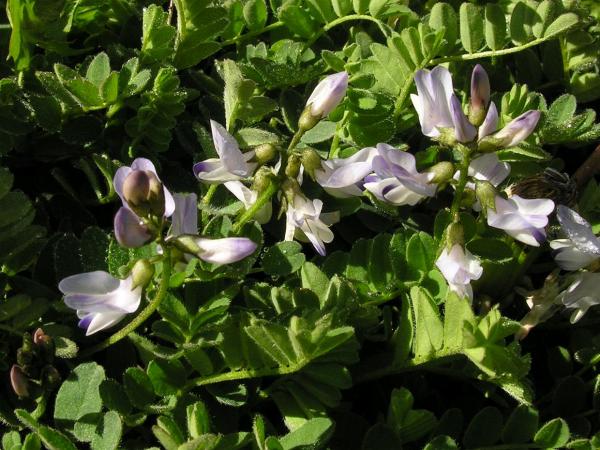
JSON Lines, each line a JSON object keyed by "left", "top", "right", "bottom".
{"left": 483, "top": 110, "right": 541, "bottom": 150}
{"left": 130, "top": 259, "right": 154, "bottom": 290}
{"left": 114, "top": 207, "right": 152, "bottom": 248}
{"left": 306, "top": 72, "right": 348, "bottom": 119}
{"left": 10, "top": 365, "right": 29, "bottom": 398}
{"left": 469, "top": 64, "right": 490, "bottom": 126}
{"left": 122, "top": 170, "right": 165, "bottom": 218}
{"left": 450, "top": 94, "right": 477, "bottom": 143}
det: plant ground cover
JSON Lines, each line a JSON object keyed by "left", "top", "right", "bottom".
{"left": 1, "top": 0, "right": 600, "bottom": 449}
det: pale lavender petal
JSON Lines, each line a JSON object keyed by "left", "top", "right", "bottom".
{"left": 114, "top": 207, "right": 151, "bottom": 248}
{"left": 478, "top": 102, "right": 499, "bottom": 140}
{"left": 113, "top": 166, "right": 132, "bottom": 206}
{"left": 557, "top": 205, "right": 600, "bottom": 255}
{"left": 130, "top": 157, "right": 157, "bottom": 173}
{"left": 171, "top": 193, "right": 198, "bottom": 237}
{"left": 511, "top": 196, "right": 555, "bottom": 216}
{"left": 59, "top": 271, "right": 119, "bottom": 295}
{"left": 469, "top": 153, "right": 510, "bottom": 187}
{"left": 494, "top": 110, "right": 541, "bottom": 147}
{"left": 84, "top": 311, "right": 127, "bottom": 336}
{"left": 210, "top": 120, "right": 248, "bottom": 176}
{"left": 308, "top": 72, "right": 348, "bottom": 117}
{"left": 450, "top": 94, "right": 477, "bottom": 143}
{"left": 195, "top": 237, "right": 257, "bottom": 264}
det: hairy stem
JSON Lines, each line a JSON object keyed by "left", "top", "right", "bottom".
{"left": 305, "top": 14, "right": 390, "bottom": 48}
{"left": 184, "top": 359, "right": 309, "bottom": 390}
{"left": 222, "top": 21, "right": 285, "bottom": 47}
{"left": 79, "top": 248, "right": 172, "bottom": 358}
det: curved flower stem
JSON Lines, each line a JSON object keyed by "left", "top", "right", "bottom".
{"left": 305, "top": 14, "right": 390, "bottom": 48}
{"left": 79, "top": 248, "right": 172, "bottom": 358}
{"left": 232, "top": 178, "right": 279, "bottom": 233}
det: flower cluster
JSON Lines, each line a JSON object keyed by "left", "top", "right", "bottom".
{"left": 59, "top": 158, "right": 258, "bottom": 335}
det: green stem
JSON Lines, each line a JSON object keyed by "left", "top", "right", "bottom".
{"left": 305, "top": 14, "right": 390, "bottom": 48}
{"left": 232, "top": 178, "right": 279, "bottom": 233}
{"left": 430, "top": 28, "right": 579, "bottom": 65}
{"left": 449, "top": 146, "right": 472, "bottom": 221}
{"left": 287, "top": 130, "right": 304, "bottom": 153}
{"left": 184, "top": 359, "right": 309, "bottom": 391}
{"left": 79, "top": 248, "right": 172, "bottom": 358}
{"left": 353, "top": 350, "right": 463, "bottom": 385}
{"left": 222, "top": 21, "right": 285, "bottom": 47}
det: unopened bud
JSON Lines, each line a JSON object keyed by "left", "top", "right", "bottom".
{"left": 285, "top": 154, "right": 302, "bottom": 179}
{"left": 252, "top": 167, "right": 275, "bottom": 194}
{"left": 490, "top": 110, "right": 541, "bottom": 149}
{"left": 475, "top": 180, "right": 498, "bottom": 212}
{"left": 41, "top": 365, "right": 61, "bottom": 389}
{"left": 305, "top": 71, "right": 348, "bottom": 119}
{"left": 130, "top": 259, "right": 154, "bottom": 290}
{"left": 426, "top": 161, "right": 455, "bottom": 184}
{"left": 10, "top": 365, "right": 29, "bottom": 397}
{"left": 469, "top": 64, "right": 490, "bottom": 126}
{"left": 122, "top": 170, "right": 165, "bottom": 217}
{"left": 300, "top": 149, "right": 322, "bottom": 179}
{"left": 254, "top": 144, "right": 277, "bottom": 164}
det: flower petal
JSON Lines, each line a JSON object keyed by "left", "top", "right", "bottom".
{"left": 59, "top": 271, "right": 120, "bottom": 295}
{"left": 114, "top": 207, "right": 152, "bottom": 248}
{"left": 556, "top": 205, "right": 600, "bottom": 255}
{"left": 210, "top": 120, "right": 249, "bottom": 176}
{"left": 195, "top": 237, "right": 257, "bottom": 265}
{"left": 171, "top": 193, "right": 198, "bottom": 237}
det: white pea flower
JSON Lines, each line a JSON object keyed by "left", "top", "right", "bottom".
{"left": 285, "top": 196, "right": 339, "bottom": 256}
{"left": 411, "top": 66, "right": 477, "bottom": 143}
{"left": 224, "top": 181, "right": 272, "bottom": 224}
{"left": 306, "top": 72, "right": 348, "bottom": 118}
{"left": 193, "top": 120, "right": 257, "bottom": 183}
{"left": 550, "top": 205, "right": 600, "bottom": 270}
{"left": 556, "top": 272, "right": 600, "bottom": 323}
{"left": 315, "top": 146, "right": 378, "bottom": 198}
{"left": 59, "top": 271, "right": 142, "bottom": 336}
{"left": 435, "top": 244, "right": 483, "bottom": 300}
{"left": 363, "top": 144, "right": 436, "bottom": 206}
{"left": 169, "top": 192, "right": 258, "bottom": 265}
{"left": 492, "top": 110, "right": 542, "bottom": 148}
{"left": 487, "top": 195, "right": 555, "bottom": 246}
